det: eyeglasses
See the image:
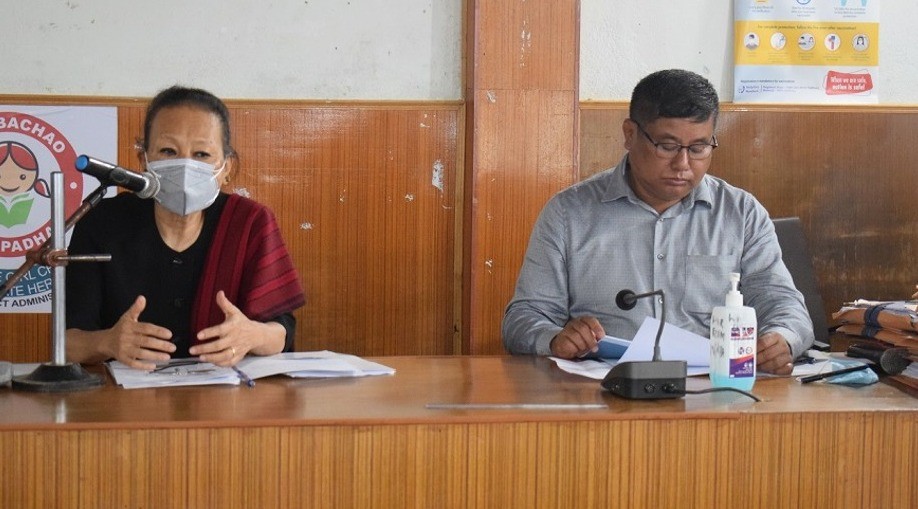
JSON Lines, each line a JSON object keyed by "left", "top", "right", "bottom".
{"left": 633, "top": 121, "right": 718, "bottom": 160}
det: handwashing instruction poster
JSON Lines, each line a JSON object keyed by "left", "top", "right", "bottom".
{"left": 734, "top": 0, "right": 879, "bottom": 104}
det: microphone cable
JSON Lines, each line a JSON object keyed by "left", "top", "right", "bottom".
{"left": 661, "top": 384, "right": 762, "bottom": 402}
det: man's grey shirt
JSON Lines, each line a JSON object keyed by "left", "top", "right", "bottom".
{"left": 502, "top": 155, "right": 815, "bottom": 358}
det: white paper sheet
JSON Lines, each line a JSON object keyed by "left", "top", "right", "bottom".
{"left": 107, "top": 360, "right": 240, "bottom": 389}
{"left": 618, "top": 317, "right": 710, "bottom": 367}
{"left": 105, "top": 351, "right": 396, "bottom": 388}
{"left": 553, "top": 318, "right": 712, "bottom": 379}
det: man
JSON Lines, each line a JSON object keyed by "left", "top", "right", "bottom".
{"left": 502, "top": 69, "right": 813, "bottom": 375}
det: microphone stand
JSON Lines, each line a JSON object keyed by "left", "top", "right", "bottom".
{"left": 9, "top": 172, "right": 110, "bottom": 392}
{"left": 601, "top": 289, "right": 687, "bottom": 399}
{"left": 0, "top": 183, "right": 108, "bottom": 301}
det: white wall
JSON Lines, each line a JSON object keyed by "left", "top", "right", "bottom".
{"left": 4, "top": 1, "right": 914, "bottom": 104}
{"left": 581, "top": 1, "right": 917, "bottom": 104}
{"left": 3, "top": 0, "right": 463, "bottom": 100}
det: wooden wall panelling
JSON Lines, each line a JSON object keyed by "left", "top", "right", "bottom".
{"left": 0, "top": 316, "right": 47, "bottom": 365}
{"left": 464, "top": 0, "right": 580, "bottom": 354}
{"left": 0, "top": 97, "right": 461, "bottom": 361}
{"left": 229, "top": 105, "right": 461, "bottom": 356}
{"left": 580, "top": 103, "right": 918, "bottom": 327}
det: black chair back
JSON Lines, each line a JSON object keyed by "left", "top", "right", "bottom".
{"left": 772, "top": 217, "right": 829, "bottom": 346}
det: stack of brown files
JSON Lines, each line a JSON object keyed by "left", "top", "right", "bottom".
{"left": 833, "top": 299, "right": 918, "bottom": 394}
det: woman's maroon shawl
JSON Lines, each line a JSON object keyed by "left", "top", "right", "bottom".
{"left": 190, "top": 194, "right": 305, "bottom": 345}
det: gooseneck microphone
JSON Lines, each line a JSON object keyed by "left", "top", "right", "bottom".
{"left": 601, "top": 288, "right": 687, "bottom": 399}
{"left": 615, "top": 289, "right": 665, "bottom": 360}
{"left": 75, "top": 155, "right": 160, "bottom": 199}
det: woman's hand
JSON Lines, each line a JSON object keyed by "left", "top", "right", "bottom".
{"left": 190, "top": 291, "right": 286, "bottom": 366}
{"left": 67, "top": 295, "right": 175, "bottom": 371}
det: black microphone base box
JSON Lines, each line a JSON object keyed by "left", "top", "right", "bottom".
{"left": 601, "top": 360, "right": 687, "bottom": 399}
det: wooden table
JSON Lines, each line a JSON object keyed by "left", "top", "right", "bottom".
{"left": 1, "top": 356, "right": 915, "bottom": 508}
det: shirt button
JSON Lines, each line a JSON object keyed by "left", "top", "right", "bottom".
{"left": 657, "top": 253, "right": 665, "bottom": 260}
{"left": 658, "top": 297, "right": 664, "bottom": 304}
{"left": 173, "top": 298, "right": 185, "bottom": 308}
{"left": 172, "top": 257, "right": 183, "bottom": 265}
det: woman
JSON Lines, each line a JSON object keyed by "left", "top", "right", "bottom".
{"left": 66, "top": 86, "right": 305, "bottom": 370}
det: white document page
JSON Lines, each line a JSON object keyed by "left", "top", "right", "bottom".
{"left": 552, "top": 317, "right": 711, "bottom": 379}
{"left": 618, "top": 317, "right": 710, "bottom": 368}
{"left": 105, "top": 351, "right": 396, "bottom": 389}
{"left": 107, "top": 360, "right": 240, "bottom": 389}
{"left": 238, "top": 351, "right": 395, "bottom": 379}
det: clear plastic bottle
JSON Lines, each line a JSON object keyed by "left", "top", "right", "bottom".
{"left": 709, "top": 273, "right": 757, "bottom": 390}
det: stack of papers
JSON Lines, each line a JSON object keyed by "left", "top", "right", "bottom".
{"left": 241, "top": 351, "right": 396, "bottom": 379}
{"left": 553, "top": 317, "right": 841, "bottom": 380}
{"left": 107, "top": 360, "right": 239, "bottom": 388}
{"left": 846, "top": 299, "right": 918, "bottom": 312}
{"left": 553, "top": 317, "right": 711, "bottom": 380}
{"left": 106, "top": 350, "right": 395, "bottom": 389}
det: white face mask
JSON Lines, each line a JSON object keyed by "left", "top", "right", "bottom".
{"left": 145, "top": 157, "right": 225, "bottom": 216}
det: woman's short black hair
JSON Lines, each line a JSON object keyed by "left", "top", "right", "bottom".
{"left": 142, "top": 85, "right": 235, "bottom": 157}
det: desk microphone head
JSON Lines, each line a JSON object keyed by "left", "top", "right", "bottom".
{"left": 616, "top": 289, "right": 638, "bottom": 311}
{"left": 847, "top": 343, "right": 912, "bottom": 376}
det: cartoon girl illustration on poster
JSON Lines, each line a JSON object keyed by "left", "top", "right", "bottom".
{"left": 0, "top": 140, "right": 50, "bottom": 228}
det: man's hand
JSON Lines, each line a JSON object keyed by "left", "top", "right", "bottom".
{"left": 757, "top": 331, "right": 793, "bottom": 375}
{"left": 550, "top": 317, "right": 605, "bottom": 359}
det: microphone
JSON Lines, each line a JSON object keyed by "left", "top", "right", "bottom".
{"left": 601, "top": 288, "right": 687, "bottom": 399}
{"left": 615, "top": 289, "right": 639, "bottom": 311}
{"left": 75, "top": 155, "right": 160, "bottom": 199}
{"left": 846, "top": 343, "right": 912, "bottom": 376}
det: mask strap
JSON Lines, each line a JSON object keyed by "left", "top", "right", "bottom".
{"left": 213, "top": 160, "right": 228, "bottom": 181}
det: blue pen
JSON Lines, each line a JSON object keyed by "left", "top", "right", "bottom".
{"left": 233, "top": 366, "right": 256, "bottom": 388}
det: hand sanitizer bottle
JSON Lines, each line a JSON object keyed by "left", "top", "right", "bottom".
{"left": 709, "top": 272, "right": 757, "bottom": 390}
